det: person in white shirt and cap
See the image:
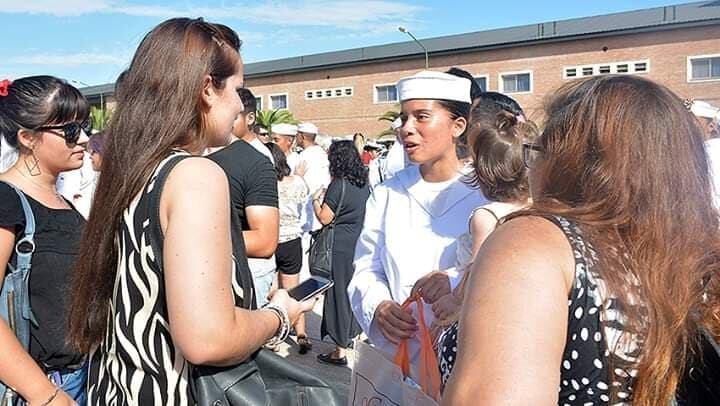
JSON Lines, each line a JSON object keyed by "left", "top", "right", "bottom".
{"left": 381, "top": 117, "right": 412, "bottom": 182}
{"left": 348, "top": 71, "right": 487, "bottom": 381}
{"left": 271, "top": 123, "right": 300, "bottom": 171}
{"left": 294, "top": 122, "right": 331, "bottom": 231}
{"left": 687, "top": 99, "right": 720, "bottom": 209}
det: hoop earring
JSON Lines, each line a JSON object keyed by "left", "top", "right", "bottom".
{"left": 24, "top": 151, "right": 41, "bottom": 176}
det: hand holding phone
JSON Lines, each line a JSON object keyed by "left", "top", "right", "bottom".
{"left": 288, "top": 276, "right": 334, "bottom": 302}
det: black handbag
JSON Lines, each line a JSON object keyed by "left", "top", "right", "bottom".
{"left": 308, "top": 180, "right": 346, "bottom": 279}
{"left": 148, "top": 155, "right": 342, "bottom": 406}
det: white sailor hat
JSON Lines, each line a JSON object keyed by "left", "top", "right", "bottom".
{"left": 271, "top": 123, "right": 298, "bottom": 136}
{"left": 391, "top": 117, "right": 402, "bottom": 130}
{"left": 297, "top": 122, "right": 318, "bottom": 134}
{"left": 397, "top": 70, "right": 471, "bottom": 104}
{"left": 365, "top": 141, "right": 382, "bottom": 150}
{"left": 690, "top": 100, "right": 720, "bottom": 120}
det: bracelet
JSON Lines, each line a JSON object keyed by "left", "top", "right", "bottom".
{"left": 38, "top": 387, "right": 60, "bottom": 406}
{"left": 263, "top": 303, "right": 290, "bottom": 346}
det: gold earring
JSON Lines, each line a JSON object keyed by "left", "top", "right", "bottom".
{"left": 24, "top": 147, "right": 41, "bottom": 176}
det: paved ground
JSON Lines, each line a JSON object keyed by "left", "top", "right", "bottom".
{"left": 271, "top": 298, "right": 356, "bottom": 404}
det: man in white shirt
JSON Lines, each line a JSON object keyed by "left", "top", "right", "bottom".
{"left": 294, "top": 122, "right": 331, "bottom": 232}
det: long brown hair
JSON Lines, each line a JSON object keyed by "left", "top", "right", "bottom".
{"left": 67, "top": 18, "right": 241, "bottom": 352}
{"left": 525, "top": 75, "right": 720, "bottom": 405}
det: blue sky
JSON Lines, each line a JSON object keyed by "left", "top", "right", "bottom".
{"left": 1, "top": 0, "right": 686, "bottom": 86}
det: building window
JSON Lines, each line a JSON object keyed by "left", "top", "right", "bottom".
{"left": 374, "top": 84, "right": 398, "bottom": 103}
{"left": 255, "top": 96, "right": 263, "bottom": 110}
{"left": 564, "top": 60, "right": 650, "bottom": 79}
{"left": 305, "top": 87, "right": 354, "bottom": 100}
{"left": 270, "top": 93, "right": 288, "bottom": 110}
{"left": 499, "top": 72, "right": 532, "bottom": 94}
{"left": 689, "top": 55, "right": 720, "bottom": 81}
{"left": 473, "top": 76, "right": 488, "bottom": 91}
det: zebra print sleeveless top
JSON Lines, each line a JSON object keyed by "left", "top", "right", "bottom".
{"left": 87, "top": 153, "right": 251, "bottom": 405}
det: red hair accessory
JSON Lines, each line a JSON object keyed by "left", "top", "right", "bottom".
{"left": 0, "top": 79, "right": 11, "bottom": 97}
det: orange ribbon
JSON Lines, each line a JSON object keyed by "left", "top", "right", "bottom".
{"left": 392, "top": 293, "right": 442, "bottom": 401}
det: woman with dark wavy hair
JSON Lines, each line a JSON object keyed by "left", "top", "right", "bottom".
{"left": 312, "top": 140, "right": 370, "bottom": 365}
{"left": 442, "top": 75, "right": 720, "bottom": 405}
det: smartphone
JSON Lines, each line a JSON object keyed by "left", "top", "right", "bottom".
{"left": 288, "top": 276, "right": 334, "bottom": 302}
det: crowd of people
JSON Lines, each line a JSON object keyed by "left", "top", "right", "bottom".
{"left": 0, "top": 16, "right": 719, "bottom": 406}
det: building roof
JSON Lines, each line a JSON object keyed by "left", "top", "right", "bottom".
{"left": 81, "top": 1, "right": 720, "bottom": 97}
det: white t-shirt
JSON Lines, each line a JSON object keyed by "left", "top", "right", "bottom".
{"left": 296, "top": 144, "right": 330, "bottom": 195}
{"left": 706, "top": 138, "right": 720, "bottom": 211}
{"left": 56, "top": 153, "right": 97, "bottom": 219}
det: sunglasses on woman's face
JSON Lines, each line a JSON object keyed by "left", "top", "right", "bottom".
{"left": 34, "top": 119, "right": 92, "bottom": 145}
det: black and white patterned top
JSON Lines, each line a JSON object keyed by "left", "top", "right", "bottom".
{"left": 87, "top": 154, "right": 251, "bottom": 405}
{"left": 439, "top": 216, "right": 642, "bottom": 405}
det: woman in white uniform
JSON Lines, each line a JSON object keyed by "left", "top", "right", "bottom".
{"left": 348, "top": 70, "right": 486, "bottom": 379}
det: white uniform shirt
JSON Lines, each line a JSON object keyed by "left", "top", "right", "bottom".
{"left": 348, "top": 165, "right": 487, "bottom": 380}
{"left": 296, "top": 144, "right": 330, "bottom": 232}
{"left": 706, "top": 138, "right": 720, "bottom": 210}
{"left": 287, "top": 151, "right": 300, "bottom": 173}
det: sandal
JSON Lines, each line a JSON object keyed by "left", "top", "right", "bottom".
{"left": 297, "top": 335, "right": 313, "bottom": 355}
{"left": 317, "top": 352, "right": 347, "bottom": 366}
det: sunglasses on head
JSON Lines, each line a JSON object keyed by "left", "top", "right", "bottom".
{"left": 34, "top": 119, "right": 92, "bottom": 145}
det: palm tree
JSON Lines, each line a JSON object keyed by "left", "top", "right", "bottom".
{"left": 376, "top": 105, "right": 400, "bottom": 138}
{"left": 90, "top": 106, "right": 112, "bottom": 132}
{"left": 255, "top": 109, "right": 299, "bottom": 132}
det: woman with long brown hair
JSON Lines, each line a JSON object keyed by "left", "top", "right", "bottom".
{"left": 67, "top": 18, "right": 314, "bottom": 405}
{"left": 442, "top": 75, "right": 720, "bottom": 405}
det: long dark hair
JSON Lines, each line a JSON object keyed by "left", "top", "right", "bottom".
{"left": 266, "top": 142, "right": 290, "bottom": 181}
{"left": 522, "top": 75, "right": 720, "bottom": 405}
{"left": 0, "top": 76, "right": 89, "bottom": 150}
{"left": 328, "top": 140, "right": 367, "bottom": 188}
{"left": 68, "top": 18, "right": 241, "bottom": 352}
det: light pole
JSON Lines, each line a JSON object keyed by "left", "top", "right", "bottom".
{"left": 69, "top": 79, "right": 104, "bottom": 109}
{"left": 398, "top": 26, "right": 429, "bottom": 69}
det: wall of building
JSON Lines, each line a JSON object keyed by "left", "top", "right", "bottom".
{"left": 244, "top": 25, "right": 720, "bottom": 137}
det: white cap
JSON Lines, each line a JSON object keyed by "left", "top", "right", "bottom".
{"left": 690, "top": 100, "right": 720, "bottom": 120}
{"left": 397, "top": 70, "right": 471, "bottom": 104}
{"left": 365, "top": 141, "right": 382, "bottom": 150}
{"left": 391, "top": 117, "right": 402, "bottom": 130}
{"left": 297, "top": 122, "right": 318, "bottom": 134}
{"left": 271, "top": 123, "right": 298, "bottom": 136}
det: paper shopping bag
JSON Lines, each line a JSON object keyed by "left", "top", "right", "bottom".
{"left": 347, "top": 340, "right": 404, "bottom": 406}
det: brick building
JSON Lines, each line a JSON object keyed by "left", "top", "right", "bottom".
{"left": 82, "top": 1, "right": 720, "bottom": 137}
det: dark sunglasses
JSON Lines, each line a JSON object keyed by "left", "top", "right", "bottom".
{"left": 34, "top": 119, "right": 92, "bottom": 145}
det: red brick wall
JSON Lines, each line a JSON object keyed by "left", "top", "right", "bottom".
{"left": 245, "top": 25, "right": 720, "bottom": 137}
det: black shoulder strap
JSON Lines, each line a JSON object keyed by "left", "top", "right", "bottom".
{"left": 329, "top": 179, "right": 346, "bottom": 226}
{"left": 146, "top": 155, "right": 254, "bottom": 309}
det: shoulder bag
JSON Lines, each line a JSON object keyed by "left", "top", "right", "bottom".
{"left": 0, "top": 184, "right": 39, "bottom": 405}
{"left": 308, "top": 179, "right": 346, "bottom": 279}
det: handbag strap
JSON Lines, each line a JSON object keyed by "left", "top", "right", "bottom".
{"left": 328, "top": 179, "right": 346, "bottom": 226}
{"left": 1, "top": 181, "right": 39, "bottom": 326}
{"left": 146, "top": 155, "right": 254, "bottom": 309}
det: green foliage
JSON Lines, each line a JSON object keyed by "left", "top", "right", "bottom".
{"left": 255, "top": 109, "right": 299, "bottom": 131}
{"left": 376, "top": 106, "right": 400, "bottom": 138}
{"left": 90, "top": 106, "right": 112, "bottom": 132}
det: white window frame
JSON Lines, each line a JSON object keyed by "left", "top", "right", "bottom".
{"left": 269, "top": 92, "right": 289, "bottom": 110}
{"left": 687, "top": 54, "right": 720, "bottom": 83}
{"left": 473, "top": 74, "right": 489, "bottom": 91}
{"left": 498, "top": 70, "right": 533, "bottom": 94}
{"left": 373, "top": 83, "right": 399, "bottom": 104}
{"left": 255, "top": 95, "right": 263, "bottom": 111}
{"left": 304, "top": 86, "right": 354, "bottom": 100}
{"left": 563, "top": 59, "right": 651, "bottom": 80}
